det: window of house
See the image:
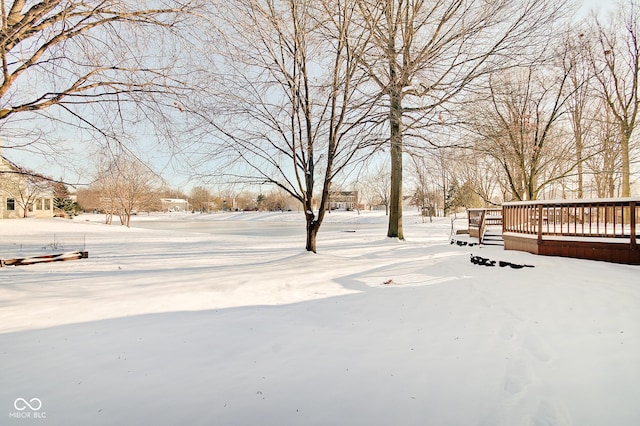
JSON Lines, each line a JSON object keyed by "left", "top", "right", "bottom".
{"left": 6, "top": 198, "right": 15, "bottom": 211}
{"left": 36, "top": 199, "right": 43, "bottom": 210}
{"left": 44, "top": 198, "right": 51, "bottom": 210}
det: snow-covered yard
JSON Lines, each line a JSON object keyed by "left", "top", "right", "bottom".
{"left": 1, "top": 211, "right": 639, "bottom": 425}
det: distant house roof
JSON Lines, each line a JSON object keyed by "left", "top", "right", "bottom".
{"left": 0, "top": 155, "right": 21, "bottom": 172}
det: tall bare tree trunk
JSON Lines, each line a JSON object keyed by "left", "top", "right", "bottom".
{"left": 621, "top": 126, "right": 631, "bottom": 197}
{"left": 564, "top": 31, "right": 591, "bottom": 200}
{"left": 305, "top": 213, "right": 319, "bottom": 253}
{"left": 388, "top": 87, "right": 404, "bottom": 239}
{"left": 576, "top": 123, "right": 584, "bottom": 198}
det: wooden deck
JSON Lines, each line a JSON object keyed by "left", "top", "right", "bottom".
{"left": 502, "top": 198, "right": 640, "bottom": 265}
{"left": 467, "top": 208, "right": 502, "bottom": 243}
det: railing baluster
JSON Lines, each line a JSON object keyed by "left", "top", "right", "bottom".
{"left": 632, "top": 202, "right": 637, "bottom": 250}
{"left": 537, "top": 204, "right": 543, "bottom": 243}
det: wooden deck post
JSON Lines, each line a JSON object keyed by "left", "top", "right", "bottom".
{"left": 631, "top": 201, "right": 637, "bottom": 250}
{"left": 537, "top": 204, "right": 543, "bottom": 244}
{"left": 479, "top": 209, "right": 486, "bottom": 244}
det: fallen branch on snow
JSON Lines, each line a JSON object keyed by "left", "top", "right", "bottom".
{"left": 1, "top": 251, "right": 89, "bottom": 267}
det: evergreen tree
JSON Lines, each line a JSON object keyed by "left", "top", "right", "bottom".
{"left": 444, "top": 179, "right": 460, "bottom": 216}
{"left": 53, "top": 181, "right": 78, "bottom": 217}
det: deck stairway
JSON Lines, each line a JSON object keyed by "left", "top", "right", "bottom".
{"left": 468, "top": 208, "right": 504, "bottom": 246}
{"left": 481, "top": 227, "right": 504, "bottom": 246}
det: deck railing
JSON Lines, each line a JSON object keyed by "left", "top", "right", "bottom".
{"left": 502, "top": 198, "right": 640, "bottom": 264}
{"left": 468, "top": 208, "right": 502, "bottom": 243}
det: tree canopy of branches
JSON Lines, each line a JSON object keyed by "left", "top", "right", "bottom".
{"left": 0, "top": 0, "right": 198, "bottom": 159}
{"left": 590, "top": 0, "right": 640, "bottom": 197}
{"left": 469, "top": 64, "right": 577, "bottom": 201}
{"left": 189, "top": 186, "right": 213, "bottom": 213}
{"left": 94, "top": 153, "right": 160, "bottom": 227}
{"left": 192, "top": 0, "right": 377, "bottom": 252}
{"left": 353, "top": 0, "right": 569, "bottom": 239}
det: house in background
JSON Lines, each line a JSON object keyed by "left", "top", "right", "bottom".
{"left": 327, "top": 191, "right": 359, "bottom": 211}
{"left": 160, "top": 198, "right": 188, "bottom": 212}
{"left": 0, "top": 155, "right": 54, "bottom": 219}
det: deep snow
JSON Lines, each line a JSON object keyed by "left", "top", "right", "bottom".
{"left": 1, "top": 211, "right": 639, "bottom": 425}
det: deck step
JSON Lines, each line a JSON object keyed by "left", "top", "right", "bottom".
{"left": 482, "top": 231, "right": 504, "bottom": 246}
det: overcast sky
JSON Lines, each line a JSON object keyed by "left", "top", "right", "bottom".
{"left": 580, "top": 0, "right": 620, "bottom": 17}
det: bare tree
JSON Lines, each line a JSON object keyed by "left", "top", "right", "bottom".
{"left": 585, "top": 101, "right": 623, "bottom": 197}
{"left": 95, "top": 154, "right": 160, "bottom": 227}
{"left": 431, "top": 149, "right": 456, "bottom": 215}
{"left": 76, "top": 186, "right": 101, "bottom": 212}
{"left": 409, "top": 154, "right": 440, "bottom": 222}
{"left": 0, "top": 0, "right": 199, "bottom": 162}
{"left": 364, "top": 162, "right": 391, "bottom": 215}
{"left": 591, "top": 0, "right": 640, "bottom": 197}
{"left": 353, "top": 175, "right": 375, "bottom": 212}
{"left": 261, "top": 189, "right": 291, "bottom": 212}
{"left": 190, "top": 186, "right": 213, "bottom": 212}
{"left": 469, "top": 62, "right": 578, "bottom": 201}
{"left": 589, "top": 1, "right": 640, "bottom": 197}
{"left": 563, "top": 29, "right": 596, "bottom": 198}
{"left": 452, "top": 147, "right": 503, "bottom": 206}
{"left": 193, "top": 0, "right": 376, "bottom": 252}
{"left": 353, "top": 0, "right": 570, "bottom": 239}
